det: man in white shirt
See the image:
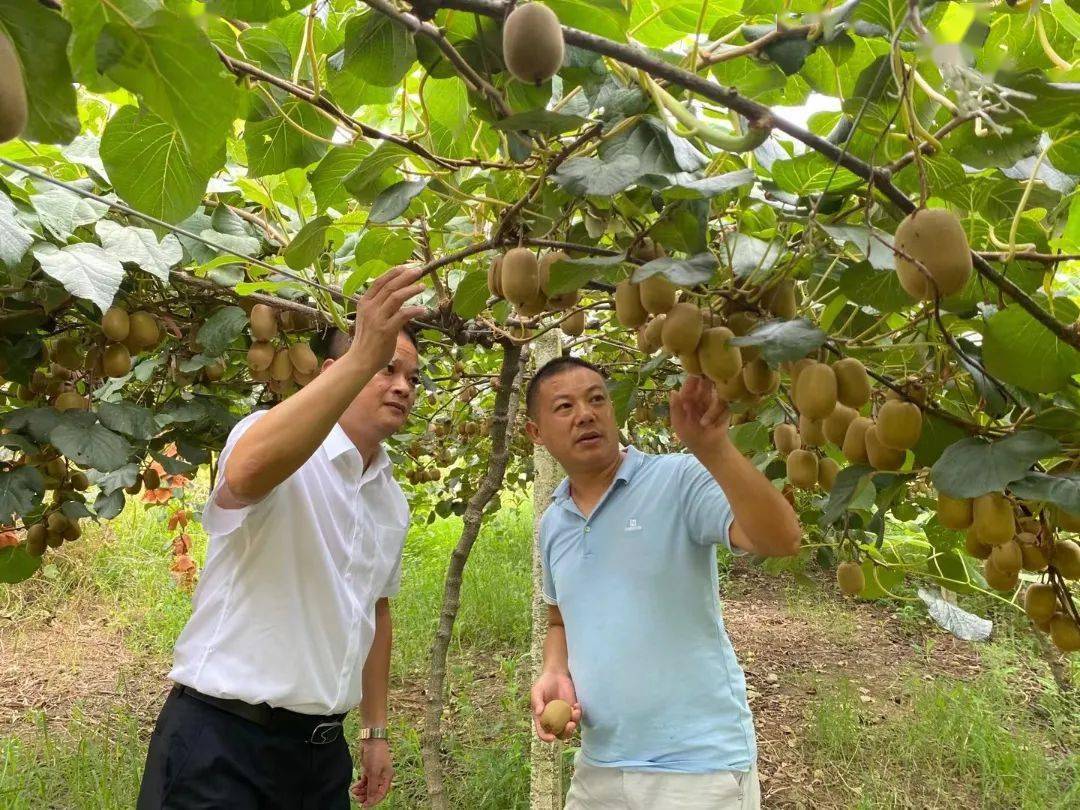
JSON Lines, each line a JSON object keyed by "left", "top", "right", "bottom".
{"left": 137, "top": 266, "right": 428, "bottom": 809}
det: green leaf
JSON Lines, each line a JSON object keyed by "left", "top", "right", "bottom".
{"left": 197, "top": 306, "right": 249, "bottom": 357}
{"left": 50, "top": 419, "right": 132, "bottom": 473}
{"left": 0, "top": 193, "right": 34, "bottom": 268}
{"left": 344, "top": 143, "right": 412, "bottom": 202}
{"left": 100, "top": 105, "right": 223, "bottom": 224}
{"left": 3, "top": 408, "right": 61, "bottom": 443}
{"left": 94, "top": 489, "right": 125, "bottom": 519}
{"left": 283, "top": 215, "right": 331, "bottom": 270}
{"left": 32, "top": 243, "right": 125, "bottom": 314}
{"left": 97, "top": 401, "right": 157, "bottom": 442}
{"left": 490, "top": 110, "right": 589, "bottom": 135}
{"left": 0, "top": 546, "right": 41, "bottom": 584}
{"left": 1008, "top": 472, "right": 1080, "bottom": 515}
{"left": 930, "top": 431, "right": 1061, "bottom": 499}
{"left": 658, "top": 169, "right": 756, "bottom": 200}
{"left": 552, "top": 154, "right": 642, "bottom": 196}
{"left": 0, "top": 466, "right": 44, "bottom": 525}
{"left": 237, "top": 26, "right": 293, "bottom": 76}
{"left": 452, "top": 272, "right": 490, "bottom": 320}
{"left": 820, "top": 224, "right": 894, "bottom": 270}
{"left": 837, "top": 261, "right": 909, "bottom": 313}
{"left": 96, "top": 10, "right": 238, "bottom": 162}
{"left": 95, "top": 220, "right": 182, "bottom": 282}
{"left": 62, "top": 0, "right": 157, "bottom": 92}
{"left": 858, "top": 559, "right": 905, "bottom": 600}
{"left": 546, "top": 0, "right": 629, "bottom": 40}
{"left": 547, "top": 254, "right": 623, "bottom": 295}
{"left": 912, "top": 413, "right": 968, "bottom": 469}
{"left": 244, "top": 98, "right": 335, "bottom": 177}
{"left": 730, "top": 319, "right": 829, "bottom": 365}
{"left": 342, "top": 11, "right": 416, "bottom": 88}
{"left": 309, "top": 144, "right": 374, "bottom": 212}
{"left": 608, "top": 376, "right": 639, "bottom": 425}
{"left": 723, "top": 232, "right": 784, "bottom": 279}
{"left": 204, "top": 0, "right": 308, "bottom": 23}
{"left": 771, "top": 152, "right": 862, "bottom": 195}
{"left": 821, "top": 464, "right": 873, "bottom": 526}
{"left": 631, "top": 253, "right": 718, "bottom": 287}
{"left": 368, "top": 180, "right": 428, "bottom": 224}
{"left": 30, "top": 184, "right": 109, "bottom": 240}
{"left": 353, "top": 229, "right": 416, "bottom": 267}
{"left": 0, "top": 0, "right": 79, "bottom": 143}
{"left": 983, "top": 304, "right": 1080, "bottom": 394}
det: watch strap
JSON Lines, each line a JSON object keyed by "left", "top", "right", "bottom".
{"left": 360, "top": 727, "right": 389, "bottom": 741}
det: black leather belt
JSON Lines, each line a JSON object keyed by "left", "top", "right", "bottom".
{"left": 172, "top": 684, "right": 346, "bottom": 745}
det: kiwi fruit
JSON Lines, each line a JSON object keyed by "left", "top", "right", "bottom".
{"left": 0, "top": 32, "right": 28, "bottom": 143}
{"left": 799, "top": 414, "right": 827, "bottom": 447}
{"left": 549, "top": 289, "right": 580, "bottom": 311}
{"left": 823, "top": 404, "right": 857, "bottom": 446}
{"left": 1049, "top": 613, "right": 1080, "bottom": 652}
{"left": 204, "top": 359, "right": 226, "bottom": 382}
{"left": 773, "top": 423, "right": 801, "bottom": 457}
{"left": 502, "top": 3, "right": 564, "bottom": 85}
{"left": 1024, "top": 584, "right": 1058, "bottom": 624}
{"left": 247, "top": 341, "right": 275, "bottom": 372}
{"left": 661, "top": 303, "right": 703, "bottom": 356}
{"left": 487, "top": 255, "right": 504, "bottom": 299}
{"left": 68, "top": 471, "right": 89, "bottom": 492}
{"left": 698, "top": 327, "right": 742, "bottom": 382}
{"left": 614, "top": 281, "right": 647, "bottom": 328}
{"left": 964, "top": 528, "right": 992, "bottom": 560}
{"left": 249, "top": 304, "right": 279, "bottom": 341}
{"left": 632, "top": 238, "right": 666, "bottom": 263}
{"left": 25, "top": 523, "right": 47, "bottom": 557}
{"left": 266, "top": 348, "right": 291, "bottom": 382}
{"left": 501, "top": 248, "right": 540, "bottom": 308}
{"left": 1051, "top": 506, "right": 1080, "bottom": 533}
{"left": 102, "top": 307, "right": 130, "bottom": 342}
{"left": 539, "top": 698, "right": 573, "bottom": 737}
{"left": 143, "top": 468, "right": 161, "bottom": 491}
{"left": 62, "top": 520, "right": 81, "bottom": 542}
{"left": 560, "top": 309, "right": 585, "bottom": 336}
{"left": 983, "top": 558, "right": 1018, "bottom": 591}
{"left": 293, "top": 367, "right": 317, "bottom": 387}
{"left": 46, "top": 510, "right": 70, "bottom": 535}
{"left": 726, "top": 311, "right": 760, "bottom": 362}
{"left": 842, "top": 416, "right": 872, "bottom": 464}
{"left": 128, "top": 311, "right": 161, "bottom": 349}
{"left": 641, "top": 315, "right": 666, "bottom": 354}
{"left": 989, "top": 539, "right": 1022, "bottom": 576}
{"left": 935, "top": 494, "right": 973, "bottom": 530}
{"left": 1051, "top": 539, "right": 1080, "bottom": 579}
{"left": 103, "top": 343, "right": 132, "bottom": 378}
{"left": 786, "top": 449, "right": 818, "bottom": 489}
{"left": 836, "top": 561, "right": 865, "bottom": 596}
{"left": 865, "top": 425, "right": 905, "bottom": 471}
{"left": 833, "top": 358, "right": 871, "bottom": 408}
{"left": 972, "top": 493, "right": 1014, "bottom": 547}
{"left": 876, "top": 399, "right": 922, "bottom": 450}
{"left": 762, "top": 279, "right": 796, "bottom": 320}
{"left": 639, "top": 274, "right": 676, "bottom": 315}
{"left": 680, "top": 351, "right": 702, "bottom": 374}
{"left": 793, "top": 362, "right": 837, "bottom": 419}
{"left": 1019, "top": 535, "right": 1049, "bottom": 572}
{"left": 894, "top": 208, "right": 972, "bottom": 299}
{"left": 288, "top": 343, "right": 319, "bottom": 376}
{"left": 538, "top": 251, "right": 568, "bottom": 296}
{"left": 818, "top": 457, "right": 840, "bottom": 492}
{"left": 787, "top": 357, "right": 815, "bottom": 389}
{"left": 52, "top": 336, "right": 83, "bottom": 370}
{"left": 54, "top": 391, "right": 88, "bottom": 412}
{"left": 743, "top": 358, "right": 779, "bottom": 395}
{"left": 715, "top": 370, "right": 751, "bottom": 402}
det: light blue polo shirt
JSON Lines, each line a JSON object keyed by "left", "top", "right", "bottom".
{"left": 540, "top": 446, "right": 756, "bottom": 773}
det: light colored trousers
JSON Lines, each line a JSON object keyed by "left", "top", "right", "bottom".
{"left": 564, "top": 759, "right": 761, "bottom": 810}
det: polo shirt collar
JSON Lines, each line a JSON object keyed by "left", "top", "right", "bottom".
{"left": 325, "top": 423, "right": 391, "bottom": 477}
{"left": 553, "top": 445, "right": 644, "bottom": 504}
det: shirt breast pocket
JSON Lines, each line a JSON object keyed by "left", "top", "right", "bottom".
{"left": 374, "top": 520, "right": 408, "bottom": 596}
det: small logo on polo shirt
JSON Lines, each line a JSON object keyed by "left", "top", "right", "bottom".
{"left": 624, "top": 518, "right": 642, "bottom": 533}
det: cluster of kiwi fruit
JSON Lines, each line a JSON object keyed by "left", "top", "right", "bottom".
{"left": 502, "top": 3, "right": 564, "bottom": 86}
{"left": 245, "top": 303, "right": 320, "bottom": 395}
{"left": 893, "top": 208, "right": 972, "bottom": 300}
{"left": 19, "top": 451, "right": 90, "bottom": 557}
{"left": 936, "top": 488, "right": 1080, "bottom": 652}
{"left": 96, "top": 305, "right": 164, "bottom": 379}
{"left": 487, "top": 248, "right": 586, "bottom": 337}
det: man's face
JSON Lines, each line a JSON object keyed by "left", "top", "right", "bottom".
{"left": 526, "top": 366, "right": 620, "bottom": 472}
{"left": 337, "top": 333, "right": 420, "bottom": 436}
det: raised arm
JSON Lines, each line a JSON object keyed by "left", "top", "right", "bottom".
{"left": 218, "top": 267, "right": 426, "bottom": 507}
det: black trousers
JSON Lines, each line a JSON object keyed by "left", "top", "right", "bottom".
{"left": 137, "top": 688, "right": 353, "bottom": 809}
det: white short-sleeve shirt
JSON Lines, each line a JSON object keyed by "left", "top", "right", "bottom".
{"left": 169, "top": 411, "right": 409, "bottom": 715}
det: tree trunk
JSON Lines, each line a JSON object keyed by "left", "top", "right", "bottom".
{"left": 421, "top": 343, "right": 525, "bottom": 810}
{"left": 529, "top": 329, "right": 564, "bottom": 810}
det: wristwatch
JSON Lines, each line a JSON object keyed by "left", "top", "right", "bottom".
{"left": 359, "top": 727, "right": 389, "bottom": 741}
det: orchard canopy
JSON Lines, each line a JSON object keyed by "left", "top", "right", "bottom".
{"left": 0, "top": 0, "right": 1078, "bottom": 650}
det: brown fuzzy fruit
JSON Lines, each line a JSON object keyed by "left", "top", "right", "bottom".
{"left": 894, "top": 208, "right": 972, "bottom": 300}
{"left": 288, "top": 343, "right": 319, "bottom": 376}
{"left": 204, "top": 359, "right": 226, "bottom": 382}
{"left": 865, "top": 425, "right": 905, "bottom": 471}
{"left": 46, "top": 510, "right": 70, "bottom": 534}
{"left": 70, "top": 471, "right": 89, "bottom": 491}
{"left": 823, "top": 404, "right": 858, "bottom": 446}
{"left": 641, "top": 316, "right": 666, "bottom": 354}
{"left": 250, "top": 304, "right": 279, "bottom": 341}
{"left": 270, "top": 349, "right": 293, "bottom": 382}
{"left": 54, "top": 391, "right": 88, "bottom": 412}
{"left": 799, "top": 414, "right": 827, "bottom": 447}
{"left": 538, "top": 251, "right": 569, "bottom": 297}
{"left": 773, "top": 423, "right": 801, "bottom": 457}
{"left": 876, "top": 399, "right": 922, "bottom": 450}
{"left": 102, "top": 307, "right": 130, "bottom": 342}
{"left": 501, "top": 248, "right": 540, "bottom": 308}
{"left": 786, "top": 449, "right": 818, "bottom": 489}
{"left": 697, "top": 327, "right": 742, "bottom": 383}
{"left": 964, "top": 528, "right": 992, "bottom": 560}
{"left": 1049, "top": 613, "right": 1080, "bottom": 652}
{"left": 983, "top": 559, "right": 1018, "bottom": 591}
{"left": 639, "top": 274, "right": 677, "bottom": 315}
{"left": 560, "top": 310, "right": 585, "bottom": 337}
{"left": 539, "top": 698, "right": 573, "bottom": 737}
{"left": 793, "top": 362, "right": 837, "bottom": 419}
{"left": 247, "top": 341, "right": 275, "bottom": 372}
{"left": 103, "top": 343, "right": 132, "bottom": 378}
{"left": 1019, "top": 535, "right": 1049, "bottom": 572}
{"left": 787, "top": 357, "right": 815, "bottom": 389}
{"left": 842, "top": 416, "right": 872, "bottom": 464}
{"left": 762, "top": 279, "right": 796, "bottom": 320}
{"left": 837, "top": 561, "right": 865, "bottom": 596}
{"left": 661, "top": 303, "right": 703, "bottom": 356}
{"left": 743, "top": 358, "right": 779, "bottom": 395}
{"left": 972, "top": 493, "right": 1014, "bottom": 547}
{"left": 818, "top": 457, "right": 840, "bottom": 492}
{"left": 1051, "top": 539, "right": 1080, "bottom": 579}
{"left": 502, "top": 3, "right": 565, "bottom": 85}
{"left": 833, "top": 358, "right": 871, "bottom": 408}
{"left": 128, "top": 311, "right": 161, "bottom": 349}
{"left": 680, "top": 351, "right": 702, "bottom": 375}
{"left": 615, "top": 281, "right": 647, "bottom": 328}
{"left": 715, "top": 371, "right": 751, "bottom": 402}
{"left": 0, "top": 32, "right": 28, "bottom": 143}
{"left": 727, "top": 311, "right": 760, "bottom": 362}
{"left": 26, "top": 523, "right": 47, "bottom": 557}
{"left": 1024, "top": 584, "right": 1058, "bottom": 624}
{"left": 989, "top": 539, "right": 1022, "bottom": 576}
{"left": 936, "top": 493, "right": 973, "bottom": 530}
{"left": 632, "top": 238, "right": 666, "bottom": 263}
{"left": 487, "top": 255, "right": 504, "bottom": 299}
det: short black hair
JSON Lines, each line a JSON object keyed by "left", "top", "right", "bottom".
{"left": 526, "top": 356, "right": 607, "bottom": 418}
{"left": 318, "top": 321, "right": 419, "bottom": 360}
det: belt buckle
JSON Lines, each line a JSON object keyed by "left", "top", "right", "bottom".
{"left": 309, "top": 721, "right": 342, "bottom": 745}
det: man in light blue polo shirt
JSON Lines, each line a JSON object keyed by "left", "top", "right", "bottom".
{"left": 525, "top": 357, "right": 801, "bottom": 809}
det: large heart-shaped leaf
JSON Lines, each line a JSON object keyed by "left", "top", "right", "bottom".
{"left": 0, "top": 466, "right": 45, "bottom": 525}
{"left": 50, "top": 418, "right": 133, "bottom": 472}
{"left": 730, "top": 319, "right": 828, "bottom": 365}
{"left": 552, "top": 154, "right": 643, "bottom": 197}
{"left": 0, "top": 546, "right": 42, "bottom": 584}
{"left": 930, "top": 431, "right": 1061, "bottom": 498}
{"left": 631, "top": 253, "right": 718, "bottom": 287}
{"left": 1007, "top": 472, "right": 1080, "bottom": 514}
{"left": 32, "top": 242, "right": 125, "bottom": 313}
{"left": 196, "top": 306, "right": 249, "bottom": 357}
{"left": 95, "top": 219, "right": 182, "bottom": 281}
